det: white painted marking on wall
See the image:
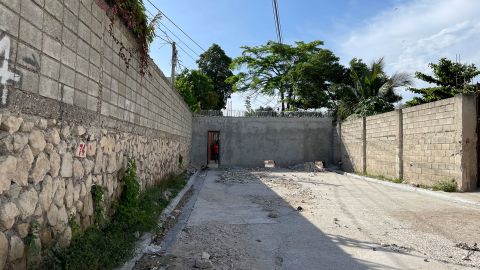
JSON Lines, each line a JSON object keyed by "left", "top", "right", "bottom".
{"left": 0, "top": 34, "right": 21, "bottom": 106}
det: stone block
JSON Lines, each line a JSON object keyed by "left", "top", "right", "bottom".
{"left": 62, "top": 85, "right": 74, "bottom": 105}
{"left": 39, "top": 76, "right": 60, "bottom": 100}
{"left": 43, "top": 13, "right": 62, "bottom": 40}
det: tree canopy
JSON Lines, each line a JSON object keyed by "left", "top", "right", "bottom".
{"left": 229, "top": 41, "right": 336, "bottom": 111}
{"left": 336, "top": 58, "right": 411, "bottom": 119}
{"left": 406, "top": 58, "right": 480, "bottom": 106}
{"left": 175, "top": 69, "right": 218, "bottom": 112}
{"left": 197, "top": 44, "right": 234, "bottom": 110}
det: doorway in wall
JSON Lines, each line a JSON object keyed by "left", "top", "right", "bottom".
{"left": 207, "top": 131, "right": 220, "bottom": 167}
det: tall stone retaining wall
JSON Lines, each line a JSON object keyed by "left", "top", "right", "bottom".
{"left": 191, "top": 117, "right": 333, "bottom": 168}
{"left": 0, "top": 0, "right": 192, "bottom": 268}
{"left": 337, "top": 95, "right": 477, "bottom": 192}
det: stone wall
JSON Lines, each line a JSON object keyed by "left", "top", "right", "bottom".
{"left": 337, "top": 95, "right": 477, "bottom": 191}
{"left": 191, "top": 116, "right": 333, "bottom": 168}
{"left": 0, "top": 0, "right": 192, "bottom": 268}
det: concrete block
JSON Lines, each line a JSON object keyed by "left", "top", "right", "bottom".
{"left": 42, "top": 13, "right": 62, "bottom": 39}
{"left": 64, "top": 0, "right": 79, "bottom": 14}
{"left": 62, "top": 27, "right": 77, "bottom": 51}
{"left": 62, "top": 85, "right": 74, "bottom": 104}
{"left": 63, "top": 8, "right": 78, "bottom": 32}
{"left": 76, "top": 39, "right": 89, "bottom": 60}
{"left": 19, "top": 19, "right": 42, "bottom": 50}
{"left": 16, "top": 65, "right": 39, "bottom": 94}
{"left": 45, "top": 0, "right": 63, "bottom": 21}
{"left": 79, "top": 4, "right": 91, "bottom": 25}
{"left": 74, "top": 73, "right": 88, "bottom": 93}
{"left": 87, "top": 95, "right": 97, "bottom": 112}
{"left": 60, "top": 47, "right": 77, "bottom": 69}
{"left": 87, "top": 79, "right": 98, "bottom": 97}
{"left": 1, "top": 0, "right": 21, "bottom": 12}
{"left": 88, "top": 64, "right": 99, "bottom": 81}
{"left": 17, "top": 43, "right": 40, "bottom": 71}
{"left": 40, "top": 55, "right": 60, "bottom": 79}
{"left": 20, "top": 0, "right": 43, "bottom": 26}
{"left": 78, "top": 21, "right": 90, "bottom": 43}
{"left": 43, "top": 35, "right": 62, "bottom": 60}
{"left": 0, "top": 4, "right": 20, "bottom": 37}
{"left": 39, "top": 75, "right": 60, "bottom": 100}
{"left": 59, "top": 64, "right": 75, "bottom": 87}
{"left": 73, "top": 90, "right": 87, "bottom": 108}
{"left": 76, "top": 55, "right": 89, "bottom": 76}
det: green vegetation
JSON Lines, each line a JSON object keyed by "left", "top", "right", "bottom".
{"left": 360, "top": 173, "right": 403, "bottom": 184}
{"left": 100, "top": 0, "right": 161, "bottom": 75}
{"left": 197, "top": 44, "right": 235, "bottom": 110}
{"left": 432, "top": 180, "right": 457, "bottom": 193}
{"left": 176, "top": 69, "right": 218, "bottom": 112}
{"left": 406, "top": 58, "right": 480, "bottom": 106}
{"left": 41, "top": 159, "right": 188, "bottom": 270}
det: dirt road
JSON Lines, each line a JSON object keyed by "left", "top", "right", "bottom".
{"left": 135, "top": 168, "right": 480, "bottom": 269}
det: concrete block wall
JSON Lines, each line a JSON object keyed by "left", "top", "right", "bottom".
{"left": 402, "top": 98, "right": 457, "bottom": 185}
{"left": 337, "top": 95, "right": 477, "bottom": 192}
{"left": 366, "top": 111, "right": 400, "bottom": 179}
{"left": 0, "top": 0, "right": 192, "bottom": 268}
{"left": 339, "top": 118, "right": 365, "bottom": 173}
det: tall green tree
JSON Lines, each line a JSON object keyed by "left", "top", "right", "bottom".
{"left": 406, "top": 58, "right": 480, "bottom": 106}
{"left": 229, "top": 41, "right": 328, "bottom": 111}
{"left": 175, "top": 69, "right": 218, "bottom": 112}
{"left": 337, "top": 58, "right": 411, "bottom": 119}
{"left": 197, "top": 44, "right": 234, "bottom": 110}
{"left": 288, "top": 49, "right": 348, "bottom": 110}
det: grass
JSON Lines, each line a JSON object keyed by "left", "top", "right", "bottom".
{"left": 431, "top": 180, "right": 457, "bottom": 192}
{"left": 40, "top": 159, "right": 188, "bottom": 270}
{"left": 359, "top": 173, "right": 403, "bottom": 184}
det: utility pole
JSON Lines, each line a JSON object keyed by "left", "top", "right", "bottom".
{"left": 170, "top": 42, "right": 178, "bottom": 88}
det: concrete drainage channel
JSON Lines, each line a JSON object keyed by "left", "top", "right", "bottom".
{"left": 116, "top": 170, "right": 203, "bottom": 270}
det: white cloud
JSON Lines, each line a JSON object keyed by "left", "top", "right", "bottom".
{"left": 340, "top": 0, "right": 480, "bottom": 101}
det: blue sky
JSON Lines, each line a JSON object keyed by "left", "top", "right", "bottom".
{"left": 145, "top": 0, "right": 480, "bottom": 110}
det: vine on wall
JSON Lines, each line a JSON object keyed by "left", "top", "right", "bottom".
{"left": 96, "top": 0, "right": 160, "bottom": 76}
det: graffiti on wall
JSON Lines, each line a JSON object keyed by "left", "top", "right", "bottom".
{"left": 0, "top": 33, "right": 21, "bottom": 107}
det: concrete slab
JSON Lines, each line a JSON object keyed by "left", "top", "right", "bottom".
{"left": 137, "top": 169, "right": 480, "bottom": 270}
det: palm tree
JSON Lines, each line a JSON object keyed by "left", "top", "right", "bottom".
{"left": 337, "top": 58, "right": 412, "bottom": 120}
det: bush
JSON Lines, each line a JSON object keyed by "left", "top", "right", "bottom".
{"left": 41, "top": 159, "right": 188, "bottom": 270}
{"left": 432, "top": 180, "right": 457, "bottom": 192}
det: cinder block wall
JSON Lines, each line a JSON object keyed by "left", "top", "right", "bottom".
{"left": 340, "top": 118, "right": 364, "bottom": 173}
{"left": 366, "top": 111, "right": 399, "bottom": 179}
{"left": 337, "top": 95, "right": 477, "bottom": 191}
{"left": 0, "top": 0, "right": 192, "bottom": 268}
{"left": 402, "top": 98, "right": 457, "bottom": 185}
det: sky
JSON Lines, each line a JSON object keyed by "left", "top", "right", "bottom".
{"left": 145, "top": 0, "right": 480, "bottom": 111}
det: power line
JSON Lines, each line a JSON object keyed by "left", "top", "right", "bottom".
{"left": 145, "top": 0, "right": 206, "bottom": 52}
{"left": 145, "top": 9, "right": 199, "bottom": 62}
{"left": 272, "top": 0, "right": 283, "bottom": 43}
{"left": 159, "top": 21, "right": 201, "bottom": 56}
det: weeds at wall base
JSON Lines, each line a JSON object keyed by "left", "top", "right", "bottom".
{"left": 39, "top": 159, "right": 188, "bottom": 270}
{"left": 356, "top": 172, "right": 458, "bottom": 193}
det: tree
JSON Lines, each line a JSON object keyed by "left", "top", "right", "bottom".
{"left": 288, "top": 49, "right": 348, "bottom": 110}
{"left": 197, "top": 44, "right": 234, "bottom": 110}
{"left": 336, "top": 58, "right": 411, "bottom": 119}
{"left": 406, "top": 58, "right": 480, "bottom": 106}
{"left": 229, "top": 41, "right": 328, "bottom": 111}
{"left": 175, "top": 69, "right": 218, "bottom": 112}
